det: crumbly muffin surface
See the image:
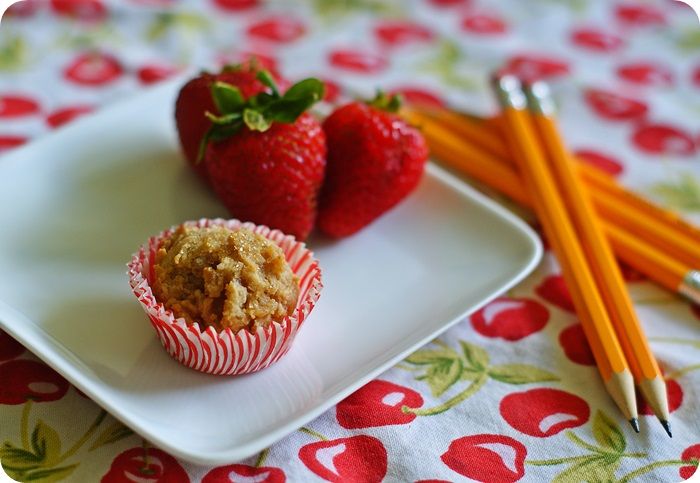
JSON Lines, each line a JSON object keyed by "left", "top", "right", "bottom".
{"left": 153, "top": 225, "right": 299, "bottom": 332}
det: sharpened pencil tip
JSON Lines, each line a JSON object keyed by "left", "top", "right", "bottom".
{"left": 629, "top": 418, "right": 640, "bottom": 433}
{"left": 660, "top": 420, "right": 672, "bottom": 438}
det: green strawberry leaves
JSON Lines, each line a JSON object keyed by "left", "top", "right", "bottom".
{"left": 197, "top": 70, "right": 324, "bottom": 162}
{"left": 368, "top": 91, "right": 402, "bottom": 113}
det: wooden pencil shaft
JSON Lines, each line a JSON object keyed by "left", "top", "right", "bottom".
{"left": 412, "top": 113, "right": 691, "bottom": 296}
{"left": 525, "top": 82, "right": 661, "bottom": 383}
{"left": 493, "top": 77, "right": 628, "bottom": 377}
{"left": 410, "top": 107, "right": 700, "bottom": 253}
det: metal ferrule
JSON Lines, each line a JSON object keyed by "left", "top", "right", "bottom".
{"left": 679, "top": 270, "right": 700, "bottom": 304}
{"left": 522, "top": 81, "right": 557, "bottom": 117}
{"left": 491, "top": 75, "right": 527, "bottom": 110}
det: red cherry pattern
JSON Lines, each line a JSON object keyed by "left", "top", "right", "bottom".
{"left": 559, "top": 323, "right": 595, "bottom": 366}
{"left": 46, "top": 105, "right": 94, "bottom": 128}
{"left": 299, "top": 435, "right": 387, "bottom": 483}
{"left": 0, "top": 359, "right": 69, "bottom": 404}
{"left": 582, "top": 88, "right": 648, "bottom": 122}
{"left": 0, "top": 135, "right": 28, "bottom": 152}
{"left": 5, "top": 0, "right": 40, "bottom": 17}
{"left": 535, "top": 275, "right": 574, "bottom": 312}
{"left": 202, "top": 464, "right": 285, "bottom": 483}
{"left": 102, "top": 447, "right": 189, "bottom": 482}
{"left": 501, "top": 55, "right": 570, "bottom": 81}
{"left": 615, "top": 4, "right": 666, "bottom": 27}
{"left": 0, "top": 94, "right": 40, "bottom": 118}
{"left": 391, "top": 86, "right": 445, "bottom": 108}
{"left": 461, "top": 14, "right": 507, "bottom": 35}
{"left": 0, "top": 330, "right": 25, "bottom": 361}
{"left": 336, "top": 380, "right": 423, "bottom": 429}
{"left": 470, "top": 296, "right": 549, "bottom": 341}
{"left": 692, "top": 65, "right": 700, "bottom": 88}
{"left": 617, "top": 62, "right": 673, "bottom": 86}
{"left": 631, "top": 123, "right": 696, "bottom": 156}
{"left": 638, "top": 379, "right": 683, "bottom": 415}
{"left": 247, "top": 17, "right": 306, "bottom": 43}
{"left": 500, "top": 388, "right": 590, "bottom": 437}
{"left": 50, "top": 0, "right": 107, "bottom": 22}
{"left": 429, "top": 0, "right": 470, "bottom": 6}
{"left": 574, "top": 149, "right": 624, "bottom": 177}
{"left": 137, "top": 64, "right": 178, "bottom": 85}
{"left": 441, "top": 434, "right": 526, "bottom": 482}
{"left": 328, "top": 49, "right": 388, "bottom": 74}
{"left": 64, "top": 52, "right": 123, "bottom": 86}
{"left": 571, "top": 28, "right": 623, "bottom": 52}
{"left": 374, "top": 21, "right": 434, "bottom": 46}
{"left": 212, "top": 0, "right": 259, "bottom": 11}
{"left": 680, "top": 444, "right": 700, "bottom": 480}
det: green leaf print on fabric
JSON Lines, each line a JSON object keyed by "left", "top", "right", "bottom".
{"left": 17, "top": 464, "right": 78, "bottom": 482}
{"left": 527, "top": 410, "right": 696, "bottom": 481}
{"left": 88, "top": 421, "right": 134, "bottom": 452}
{"left": 0, "top": 36, "right": 28, "bottom": 72}
{"left": 650, "top": 173, "right": 700, "bottom": 212}
{"left": 675, "top": 27, "right": 700, "bottom": 52}
{"left": 401, "top": 338, "right": 557, "bottom": 415}
{"left": 417, "top": 41, "right": 479, "bottom": 91}
{"left": 30, "top": 420, "right": 62, "bottom": 465}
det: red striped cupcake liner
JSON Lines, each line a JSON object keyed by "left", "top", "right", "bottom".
{"left": 127, "top": 218, "right": 322, "bottom": 375}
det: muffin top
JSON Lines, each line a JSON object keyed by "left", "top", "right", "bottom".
{"left": 152, "top": 225, "right": 299, "bottom": 332}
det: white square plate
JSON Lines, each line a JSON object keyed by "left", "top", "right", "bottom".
{"left": 0, "top": 78, "right": 541, "bottom": 465}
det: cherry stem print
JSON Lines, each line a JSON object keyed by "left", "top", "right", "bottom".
{"left": 650, "top": 337, "right": 700, "bottom": 349}
{"left": 400, "top": 339, "right": 557, "bottom": 415}
{"left": 141, "top": 441, "right": 156, "bottom": 476}
{"left": 20, "top": 400, "right": 32, "bottom": 450}
{"left": 255, "top": 447, "right": 270, "bottom": 467}
{"left": 523, "top": 410, "right": 697, "bottom": 482}
{"left": 617, "top": 459, "right": 698, "bottom": 483}
{"left": 52, "top": 410, "right": 107, "bottom": 466}
{"left": 666, "top": 364, "right": 700, "bottom": 380}
{"left": 299, "top": 426, "right": 329, "bottom": 441}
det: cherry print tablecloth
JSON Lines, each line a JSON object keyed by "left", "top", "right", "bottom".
{"left": 1, "top": 0, "right": 700, "bottom": 481}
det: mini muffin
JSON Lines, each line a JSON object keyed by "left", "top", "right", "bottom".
{"left": 128, "top": 219, "right": 322, "bottom": 375}
{"left": 152, "top": 225, "right": 299, "bottom": 332}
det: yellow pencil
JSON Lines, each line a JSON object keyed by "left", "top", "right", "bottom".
{"left": 491, "top": 75, "right": 639, "bottom": 430}
{"left": 524, "top": 81, "right": 671, "bottom": 437}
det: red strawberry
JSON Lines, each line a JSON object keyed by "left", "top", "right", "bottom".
{"left": 321, "top": 78, "right": 342, "bottom": 103}
{"left": 247, "top": 17, "right": 306, "bottom": 43}
{"left": 571, "top": 28, "right": 623, "bottom": 52}
{"left": 50, "top": 0, "right": 107, "bottom": 22}
{"left": 328, "top": 49, "right": 388, "bottom": 74}
{"left": 202, "top": 74, "right": 326, "bottom": 240}
{"left": 64, "top": 52, "right": 123, "bottom": 86}
{"left": 583, "top": 88, "right": 648, "bottom": 121}
{"left": 574, "top": 149, "right": 624, "bottom": 176}
{"left": 374, "top": 21, "right": 434, "bottom": 46}
{"left": 46, "top": 105, "right": 93, "bottom": 128}
{"left": 174, "top": 63, "right": 288, "bottom": 180}
{"left": 631, "top": 123, "right": 696, "bottom": 156}
{"left": 461, "top": 14, "right": 508, "bottom": 35}
{"left": 336, "top": 380, "right": 423, "bottom": 428}
{"left": 441, "top": 434, "right": 526, "bottom": 482}
{"left": 0, "top": 94, "right": 40, "bottom": 118}
{"left": 317, "top": 94, "right": 428, "bottom": 237}
{"left": 470, "top": 297, "right": 549, "bottom": 341}
{"left": 615, "top": 4, "right": 666, "bottom": 26}
{"left": 137, "top": 64, "right": 178, "bottom": 85}
{"left": 617, "top": 62, "right": 673, "bottom": 86}
{"left": 299, "top": 435, "right": 387, "bottom": 482}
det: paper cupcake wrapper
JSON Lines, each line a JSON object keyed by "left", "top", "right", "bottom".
{"left": 127, "top": 218, "right": 322, "bottom": 375}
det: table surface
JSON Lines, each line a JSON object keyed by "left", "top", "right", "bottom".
{"left": 0, "top": 0, "right": 699, "bottom": 482}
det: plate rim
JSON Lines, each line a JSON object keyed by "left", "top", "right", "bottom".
{"left": 0, "top": 80, "right": 543, "bottom": 465}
